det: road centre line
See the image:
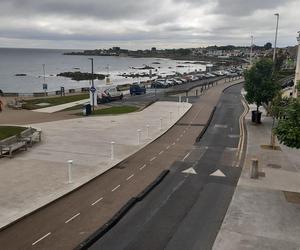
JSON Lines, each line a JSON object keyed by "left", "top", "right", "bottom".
{"left": 166, "top": 145, "right": 170, "bottom": 150}
{"left": 182, "top": 152, "right": 191, "bottom": 161}
{"left": 140, "top": 164, "right": 147, "bottom": 170}
{"left": 159, "top": 151, "right": 164, "bottom": 155}
{"left": 32, "top": 232, "right": 51, "bottom": 246}
{"left": 65, "top": 213, "right": 80, "bottom": 224}
{"left": 150, "top": 156, "right": 157, "bottom": 162}
{"left": 172, "top": 142, "right": 176, "bottom": 146}
{"left": 176, "top": 138, "right": 180, "bottom": 141}
{"left": 91, "top": 197, "right": 103, "bottom": 206}
{"left": 126, "top": 174, "right": 134, "bottom": 181}
{"left": 111, "top": 185, "right": 121, "bottom": 192}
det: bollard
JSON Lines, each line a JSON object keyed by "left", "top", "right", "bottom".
{"left": 177, "top": 103, "right": 180, "bottom": 116}
{"left": 160, "top": 117, "right": 163, "bottom": 130}
{"left": 111, "top": 141, "right": 115, "bottom": 160}
{"left": 67, "top": 160, "right": 73, "bottom": 184}
{"left": 169, "top": 111, "right": 173, "bottom": 122}
{"left": 186, "top": 97, "right": 189, "bottom": 103}
{"left": 250, "top": 158, "right": 259, "bottom": 179}
{"left": 146, "top": 125, "right": 150, "bottom": 139}
{"left": 196, "top": 89, "right": 198, "bottom": 96}
{"left": 179, "top": 95, "right": 181, "bottom": 103}
{"left": 137, "top": 129, "right": 141, "bottom": 145}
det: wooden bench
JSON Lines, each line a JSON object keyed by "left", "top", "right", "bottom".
{"left": 20, "top": 127, "right": 42, "bottom": 146}
{"left": 0, "top": 135, "right": 27, "bottom": 158}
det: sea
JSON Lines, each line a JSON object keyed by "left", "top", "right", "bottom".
{"left": 0, "top": 48, "right": 207, "bottom": 94}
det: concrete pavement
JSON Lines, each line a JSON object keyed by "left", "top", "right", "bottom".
{"left": 0, "top": 101, "right": 191, "bottom": 229}
{"left": 213, "top": 99, "right": 300, "bottom": 249}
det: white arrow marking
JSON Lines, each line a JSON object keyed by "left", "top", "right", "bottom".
{"left": 210, "top": 169, "right": 226, "bottom": 177}
{"left": 182, "top": 167, "right": 197, "bottom": 175}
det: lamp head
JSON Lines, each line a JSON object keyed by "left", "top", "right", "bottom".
{"left": 274, "top": 13, "right": 279, "bottom": 16}
{"left": 297, "top": 31, "right": 300, "bottom": 42}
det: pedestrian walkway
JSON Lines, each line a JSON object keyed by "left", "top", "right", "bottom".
{"left": 33, "top": 98, "right": 89, "bottom": 113}
{"left": 0, "top": 101, "right": 191, "bottom": 229}
{"left": 213, "top": 100, "right": 300, "bottom": 249}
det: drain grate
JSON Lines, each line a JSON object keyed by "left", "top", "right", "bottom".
{"left": 267, "top": 163, "right": 282, "bottom": 169}
{"left": 283, "top": 191, "right": 300, "bottom": 204}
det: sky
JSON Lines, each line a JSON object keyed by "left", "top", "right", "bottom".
{"left": 0, "top": 0, "right": 299, "bottom": 50}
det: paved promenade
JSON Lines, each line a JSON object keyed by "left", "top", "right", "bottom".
{"left": 0, "top": 101, "right": 191, "bottom": 228}
{"left": 213, "top": 102, "right": 300, "bottom": 249}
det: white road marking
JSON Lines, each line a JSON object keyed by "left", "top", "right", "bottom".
{"left": 91, "top": 197, "right": 103, "bottom": 206}
{"left": 111, "top": 185, "right": 121, "bottom": 192}
{"left": 182, "top": 167, "right": 197, "bottom": 175}
{"left": 150, "top": 156, "right": 157, "bottom": 162}
{"left": 140, "top": 164, "right": 147, "bottom": 170}
{"left": 172, "top": 142, "right": 176, "bottom": 146}
{"left": 126, "top": 174, "right": 134, "bottom": 181}
{"left": 166, "top": 145, "right": 170, "bottom": 150}
{"left": 180, "top": 134, "right": 183, "bottom": 138}
{"left": 65, "top": 213, "right": 80, "bottom": 224}
{"left": 182, "top": 152, "right": 191, "bottom": 161}
{"left": 176, "top": 138, "right": 180, "bottom": 141}
{"left": 32, "top": 232, "right": 51, "bottom": 246}
{"left": 183, "top": 130, "right": 186, "bottom": 133}
{"left": 159, "top": 151, "right": 164, "bottom": 155}
{"left": 214, "top": 124, "right": 228, "bottom": 128}
{"left": 210, "top": 169, "right": 226, "bottom": 177}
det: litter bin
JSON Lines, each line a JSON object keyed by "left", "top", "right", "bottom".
{"left": 251, "top": 110, "right": 261, "bottom": 123}
{"left": 83, "top": 104, "right": 92, "bottom": 116}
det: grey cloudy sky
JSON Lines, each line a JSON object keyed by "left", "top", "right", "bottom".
{"left": 0, "top": 0, "right": 299, "bottom": 49}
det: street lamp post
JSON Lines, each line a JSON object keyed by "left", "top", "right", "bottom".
{"left": 88, "top": 58, "right": 95, "bottom": 111}
{"left": 273, "top": 13, "right": 280, "bottom": 63}
{"left": 250, "top": 35, "right": 254, "bottom": 66}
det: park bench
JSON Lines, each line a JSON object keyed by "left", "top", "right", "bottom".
{"left": 20, "top": 127, "right": 42, "bottom": 147}
{"left": 0, "top": 135, "right": 27, "bottom": 158}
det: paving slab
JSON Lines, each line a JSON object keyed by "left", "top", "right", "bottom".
{"left": 0, "top": 101, "right": 191, "bottom": 229}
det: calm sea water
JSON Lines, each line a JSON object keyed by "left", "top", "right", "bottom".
{"left": 0, "top": 48, "right": 207, "bottom": 93}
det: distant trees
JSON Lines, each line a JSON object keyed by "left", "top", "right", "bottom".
{"left": 264, "top": 42, "right": 272, "bottom": 50}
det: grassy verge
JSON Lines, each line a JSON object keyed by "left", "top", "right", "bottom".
{"left": 22, "top": 94, "right": 89, "bottom": 110}
{"left": 0, "top": 126, "right": 27, "bottom": 140}
{"left": 89, "top": 106, "right": 139, "bottom": 116}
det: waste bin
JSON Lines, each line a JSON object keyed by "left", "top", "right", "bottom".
{"left": 251, "top": 110, "right": 261, "bottom": 123}
{"left": 83, "top": 104, "right": 92, "bottom": 116}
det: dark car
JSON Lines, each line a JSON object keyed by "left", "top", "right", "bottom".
{"left": 130, "top": 84, "right": 146, "bottom": 95}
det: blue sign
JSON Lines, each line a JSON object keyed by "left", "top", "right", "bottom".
{"left": 90, "top": 86, "right": 96, "bottom": 93}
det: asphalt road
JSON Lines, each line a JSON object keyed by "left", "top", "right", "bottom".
{"left": 0, "top": 79, "right": 243, "bottom": 250}
{"left": 90, "top": 84, "right": 244, "bottom": 250}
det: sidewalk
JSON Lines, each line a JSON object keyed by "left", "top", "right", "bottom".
{"left": 213, "top": 102, "right": 300, "bottom": 249}
{"left": 0, "top": 101, "right": 191, "bottom": 229}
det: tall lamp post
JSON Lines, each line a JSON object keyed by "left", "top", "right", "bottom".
{"left": 250, "top": 35, "right": 254, "bottom": 66}
{"left": 88, "top": 58, "right": 96, "bottom": 111}
{"left": 273, "top": 13, "right": 280, "bottom": 63}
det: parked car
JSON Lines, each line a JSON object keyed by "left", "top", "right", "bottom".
{"left": 130, "top": 84, "right": 146, "bottom": 95}
{"left": 97, "top": 87, "right": 123, "bottom": 103}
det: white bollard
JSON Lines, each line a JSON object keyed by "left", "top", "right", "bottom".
{"left": 67, "top": 160, "right": 73, "bottom": 184}
{"left": 111, "top": 141, "right": 115, "bottom": 160}
{"left": 160, "top": 118, "right": 163, "bottom": 130}
{"left": 186, "top": 98, "right": 189, "bottom": 103}
{"left": 146, "top": 125, "right": 150, "bottom": 139}
{"left": 177, "top": 103, "right": 180, "bottom": 116}
{"left": 137, "top": 129, "right": 141, "bottom": 145}
{"left": 179, "top": 95, "right": 182, "bottom": 103}
{"left": 169, "top": 111, "right": 173, "bottom": 122}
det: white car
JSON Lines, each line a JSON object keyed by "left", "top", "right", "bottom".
{"left": 97, "top": 87, "right": 123, "bottom": 103}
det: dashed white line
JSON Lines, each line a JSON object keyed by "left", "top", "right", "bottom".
{"left": 172, "top": 142, "right": 176, "bottom": 146}
{"left": 140, "top": 164, "right": 147, "bottom": 170}
{"left": 111, "top": 185, "right": 121, "bottom": 192}
{"left": 183, "top": 130, "right": 186, "bottom": 133}
{"left": 150, "top": 156, "right": 157, "bottom": 162}
{"left": 91, "top": 197, "right": 103, "bottom": 206}
{"left": 159, "top": 151, "right": 164, "bottom": 155}
{"left": 126, "top": 174, "right": 134, "bottom": 181}
{"left": 65, "top": 213, "right": 80, "bottom": 224}
{"left": 180, "top": 134, "right": 183, "bottom": 137}
{"left": 166, "top": 145, "right": 170, "bottom": 150}
{"left": 182, "top": 152, "right": 191, "bottom": 162}
{"left": 176, "top": 138, "right": 180, "bottom": 141}
{"left": 32, "top": 232, "right": 51, "bottom": 246}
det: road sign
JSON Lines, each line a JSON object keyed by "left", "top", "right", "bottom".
{"left": 43, "top": 83, "right": 48, "bottom": 90}
{"left": 90, "top": 86, "right": 96, "bottom": 93}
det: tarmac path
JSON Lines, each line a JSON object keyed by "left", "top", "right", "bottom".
{"left": 0, "top": 79, "right": 243, "bottom": 249}
{"left": 90, "top": 84, "right": 245, "bottom": 250}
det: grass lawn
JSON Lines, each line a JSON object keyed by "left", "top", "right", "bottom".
{"left": 90, "top": 106, "right": 139, "bottom": 115}
{"left": 22, "top": 94, "right": 89, "bottom": 110}
{"left": 0, "top": 126, "right": 27, "bottom": 140}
